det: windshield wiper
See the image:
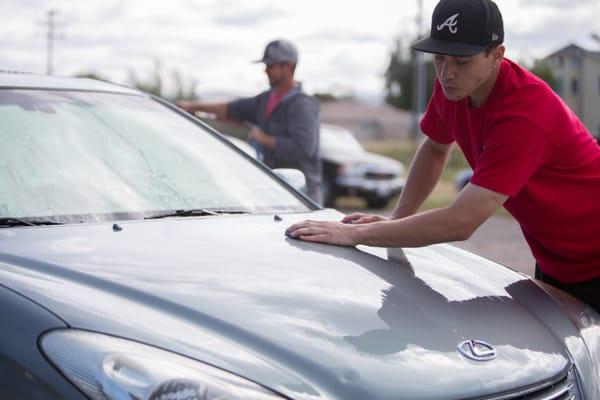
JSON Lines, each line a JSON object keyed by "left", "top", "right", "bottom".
{"left": 144, "top": 209, "right": 249, "bottom": 220}
{"left": 0, "top": 217, "right": 64, "bottom": 227}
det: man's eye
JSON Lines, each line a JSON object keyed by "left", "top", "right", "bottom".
{"left": 457, "top": 59, "right": 470, "bottom": 65}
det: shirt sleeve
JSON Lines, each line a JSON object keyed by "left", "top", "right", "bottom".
{"left": 420, "top": 81, "right": 454, "bottom": 145}
{"left": 470, "top": 117, "right": 553, "bottom": 197}
{"left": 226, "top": 94, "right": 261, "bottom": 124}
{"left": 274, "top": 97, "right": 320, "bottom": 163}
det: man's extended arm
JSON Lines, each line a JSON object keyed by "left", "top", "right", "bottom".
{"left": 287, "top": 183, "right": 507, "bottom": 247}
{"left": 287, "top": 137, "right": 507, "bottom": 246}
{"left": 353, "top": 183, "right": 507, "bottom": 247}
{"left": 343, "top": 137, "right": 452, "bottom": 225}
{"left": 392, "top": 137, "right": 453, "bottom": 219}
{"left": 176, "top": 101, "right": 228, "bottom": 120}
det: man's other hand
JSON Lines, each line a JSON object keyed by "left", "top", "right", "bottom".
{"left": 175, "top": 100, "right": 196, "bottom": 113}
{"left": 342, "top": 213, "right": 387, "bottom": 225}
{"left": 248, "top": 126, "right": 276, "bottom": 149}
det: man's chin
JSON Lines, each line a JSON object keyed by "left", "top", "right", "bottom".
{"left": 442, "top": 89, "right": 465, "bottom": 102}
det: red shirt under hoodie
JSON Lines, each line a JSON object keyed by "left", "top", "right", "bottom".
{"left": 421, "top": 58, "right": 600, "bottom": 283}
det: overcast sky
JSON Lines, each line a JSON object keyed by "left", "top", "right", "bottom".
{"left": 2, "top": 0, "right": 599, "bottom": 101}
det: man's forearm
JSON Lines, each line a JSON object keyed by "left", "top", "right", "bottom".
{"left": 196, "top": 102, "right": 228, "bottom": 119}
{"left": 355, "top": 206, "right": 472, "bottom": 247}
{"left": 392, "top": 139, "right": 451, "bottom": 219}
{"left": 178, "top": 101, "right": 229, "bottom": 119}
{"left": 353, "top": 183, "right": 506, "bottom": 248}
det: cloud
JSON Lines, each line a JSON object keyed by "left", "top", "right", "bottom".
{"left": 518, "top": 0, "right": 596, "bottom": 7}
{"left": 3, "top": 0, "right": 600, "bottom": 101}
{"left": 300, "top": 30, "right": 385, "bottom": 44}
{"left": 505, "top": 3, "right": 600, "bottom": 58}
{"left": 211, "top": 3, "right": 290, "bottom": 27}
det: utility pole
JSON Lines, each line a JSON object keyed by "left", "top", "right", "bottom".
{"left": 45, "top": 9, "right": 57, "bottom": 75}
{"left": 411, "top": 0, "right": 426, "bottom": 141}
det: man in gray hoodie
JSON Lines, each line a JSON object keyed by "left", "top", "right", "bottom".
{"left": 178, "top": 39, "right": 322, "bottom": 203}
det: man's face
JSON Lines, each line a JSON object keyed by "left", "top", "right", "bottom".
{"left": 432, "top": 48, "right": 502, "bottom": 102}
{"left": 265, "top": 63, "right": 290, "bottom": 88}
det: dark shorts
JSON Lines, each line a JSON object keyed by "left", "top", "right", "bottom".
{"left": 535, "top": 265, "right": 600, "bottom": 314}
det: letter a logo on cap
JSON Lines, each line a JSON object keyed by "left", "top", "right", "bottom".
{"left": 437, "top": 13, "right": 459, "bottom": 34}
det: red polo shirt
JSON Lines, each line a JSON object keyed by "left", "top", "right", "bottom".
{"left": 421, "top": 58, "right": 600, "bottom": 283}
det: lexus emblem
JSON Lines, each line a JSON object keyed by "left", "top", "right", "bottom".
{"left": 457, "top": 340, "right": 497, "bottom": 361}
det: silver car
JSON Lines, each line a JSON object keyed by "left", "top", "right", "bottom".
{"left": 320, "top": 124, "right": 406, "bottom": 208}
{"left": 0, "top": 72, "right": 598, "bottom": 400}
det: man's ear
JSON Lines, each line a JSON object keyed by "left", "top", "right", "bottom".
{"left": 494, "top": 45, "right": 506, "bottom": 65}
{"left": 287, "top": 63, "right": 297, "bottom": 76}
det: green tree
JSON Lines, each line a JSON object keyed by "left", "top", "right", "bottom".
{"left": 314, "top": 92, "right": 340, "bottom": 102}
{"left": 127, "top": 59, "right": 197, "bottom": 102}
{"left": 529, "top": 59, "right": 556, "bottom": 90}
{"left": 384, "top": 38, "right": 435, "bottom": 111}
{"left": 128, "top": 59, "right": 163, "bottom": 97}
{"left": 74, "top": 72, "right": 109, "bottom": 82}
{"left": 172, "top": 69, "right": 197, "bottom": 102}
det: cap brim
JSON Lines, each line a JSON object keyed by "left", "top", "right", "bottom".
{"left": 412, "top": 37, "right": 487, "bottom": 57}
{"left": 251, "top": 58, "right": 295, "bottom": 65}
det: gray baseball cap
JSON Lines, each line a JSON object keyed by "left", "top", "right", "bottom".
{"left": 254, "top": 39, "right": 298, "bottom": 65}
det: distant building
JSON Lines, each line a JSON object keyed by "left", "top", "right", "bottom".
{"left": 545, "top": 44, "right": 600, "bottom": 139}
{"left": 319, "top": 99, "right": 411, "bottom": 141}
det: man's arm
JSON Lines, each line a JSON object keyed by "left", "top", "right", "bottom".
{"left": 353, "top": 183, "right": 507, "bottom": 247}
{"left": 343, "top": 137, "right": 452, "bottom": 225}
{"left": 176, "top": 101, "right": 228, "bottom": 120}
{"left": 248, "top": 125, "right": 277, "bottom": 149}
{"left": 392, "top": 137, "right": 452, "bottom": 219}
{"left": 287, "top": 183, "right": 507, "bottom": 247}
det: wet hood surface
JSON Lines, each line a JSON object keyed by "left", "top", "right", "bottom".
{"left": 0, "top": 210, "right": 571, "bottom": 399}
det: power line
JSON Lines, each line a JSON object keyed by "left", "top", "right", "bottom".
{"left": 47, "top": 9, "right": 56, "bottom": 75}
{"left": 40, "top": 9, "right": 62, "bottom": 75}
{"left": 411, "top": 0, "right": 426, "bottom": 141}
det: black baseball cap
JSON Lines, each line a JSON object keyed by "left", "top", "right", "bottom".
{"left": 412, "top": 0, "right": 504, "bottom": 57}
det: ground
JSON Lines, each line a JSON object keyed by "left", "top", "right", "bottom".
{"left": 451, "top": 215, "right": 534, "bottom": 276}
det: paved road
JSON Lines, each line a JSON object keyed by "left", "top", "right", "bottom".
{"left": 450, "top": 215, "right": 535, "bottom": 277}
{"left": 340, "top": 207, "right": 535, "bottom": 277}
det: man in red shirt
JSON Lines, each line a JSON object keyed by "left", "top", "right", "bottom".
{"left": 287, "top": 0, "right": 600, "bottom": 311}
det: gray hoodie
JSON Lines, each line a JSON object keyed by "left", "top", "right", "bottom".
{"left": 227, "top": 84, "right": 322, "bottom": 202}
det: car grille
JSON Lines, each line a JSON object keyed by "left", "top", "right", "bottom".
{"left": 475, "top": 367, "right": 581, "bottom": 400}
{"left": 364, "top": 172, "right": 395, "bottom": 180}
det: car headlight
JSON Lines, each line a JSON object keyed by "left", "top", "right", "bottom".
{"left": 40, "top": 329, "right": 284, "bottom": 400}
{"left": 562, "top": 299, "right": 600, "bottom": 383}
{"left": 539, "top": 283, "right": 600, "bottom": 395}
{"left": 338, "top": 163, "right": 366, "bottom": 177}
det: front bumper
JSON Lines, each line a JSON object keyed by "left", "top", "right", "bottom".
{"left": 335, "top": 176, "right": 405, "bottom": 198}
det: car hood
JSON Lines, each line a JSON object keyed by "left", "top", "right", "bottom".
{"left": 321, "top": 150, "right": 403, "bottom": 174}
{"left": 0, "top": 211, "right": 572, "bottom": 400}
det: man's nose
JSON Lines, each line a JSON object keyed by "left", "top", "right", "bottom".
{"left": 438, "top": 60, "right": 454, "bottom": 81}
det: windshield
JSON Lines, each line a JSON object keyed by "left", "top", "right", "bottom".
{"left": 320, "top": 125, "right": 364, "bottom": 154}
{"left": 0, "top": 89, "right": 310, "bottom": 222}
